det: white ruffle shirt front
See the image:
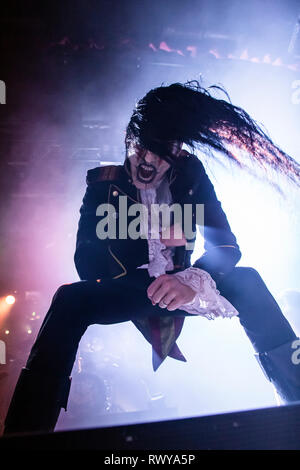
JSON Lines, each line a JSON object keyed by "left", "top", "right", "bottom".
{"left": 137, "top": 176, "right": 238, "bottom": 320}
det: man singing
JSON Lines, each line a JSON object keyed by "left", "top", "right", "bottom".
{"left": 4, "top": 82, "right": 300, "bottom": 434}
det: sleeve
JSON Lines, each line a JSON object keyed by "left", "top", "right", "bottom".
{"left": 173, "top": 267, "right": 239, "bottom": 319}
{"left": 74, "top": 173, "right": 110, "bottom": 281}
{"left": 192, "top": 160, "right": 242, "bottom": 284}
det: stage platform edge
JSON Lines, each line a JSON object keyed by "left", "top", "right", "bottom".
{"left": 1, "top": 403, "right": 300, "bottom": 450}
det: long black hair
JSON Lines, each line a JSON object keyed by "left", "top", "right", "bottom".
{"left": 126, "top": 81, "right": 300, "bottom": 189}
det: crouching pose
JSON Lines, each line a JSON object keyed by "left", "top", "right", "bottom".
{"left": 4, "top": 82, "right": 300, "bottom": 434}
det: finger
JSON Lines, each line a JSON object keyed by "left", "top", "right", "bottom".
{"left": 160, "top": 236, "right": 186, "bottom": 247}
{"left": 152, "top": 283, "right": 172, "bottom": 305}
{"left": 159, "top": 292, "right": 177, "bottom": 309}
{"left": 148, "top": 278, "right": 167, "bottom": 305}
{"left": 147, "top": 275, "right": 168, "bottom": 298}
{"left": 161, "top": 224, "right": 186, "bottom": 247}
{"left": 167, "top": 298, "right": 182, "bottom": 311}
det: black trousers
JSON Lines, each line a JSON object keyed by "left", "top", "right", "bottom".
{"left": 25, "top": 267, "right": 296, "bottom": 378}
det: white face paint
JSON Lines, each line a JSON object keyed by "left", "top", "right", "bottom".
{"left": 127, "top": 141, "right": 183, "bottom": 190}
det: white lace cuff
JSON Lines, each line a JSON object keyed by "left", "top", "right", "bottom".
{"left": 173, "top": 267, "right": 239, "bottom": 320}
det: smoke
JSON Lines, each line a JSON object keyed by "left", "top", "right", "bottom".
{"left": 1, "top": 0, "right": 300, "bottom": 431}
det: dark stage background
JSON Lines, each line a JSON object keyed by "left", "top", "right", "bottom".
{"left": 0, "top": 0, "right": 300, "bottom": 434}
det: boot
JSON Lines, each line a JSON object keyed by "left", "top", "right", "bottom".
{"left": 255, "top": 338, "right": 300, "bottom": 404}
{"left": 3, "top": 367, "right": 72, "bottom": 435}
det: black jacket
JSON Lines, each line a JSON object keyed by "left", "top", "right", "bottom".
{"left": 73, "top": 153, "right": 242, "bottom": 369}
{"left": 74, "top": 153, "right": 241, "bottom": 285}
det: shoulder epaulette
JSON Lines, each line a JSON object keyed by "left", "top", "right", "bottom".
{"left": 86, "top": 165, "right": 123, "bottom": 184}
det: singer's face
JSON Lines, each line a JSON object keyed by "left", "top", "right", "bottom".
{"left": 127, "top": 141, "right": 183, "bottom": 190}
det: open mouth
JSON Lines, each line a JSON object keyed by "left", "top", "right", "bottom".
{"left": 137, "top": 163, "right": 157, "bottom": 183}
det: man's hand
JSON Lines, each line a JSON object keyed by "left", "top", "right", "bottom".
{"left": 147, "top": 274, "right": 196, "bottom": 311}
{"left": 160, "top": 223, "right": 186, "bottom": 247}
